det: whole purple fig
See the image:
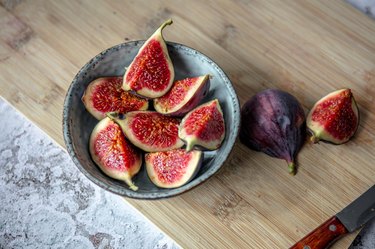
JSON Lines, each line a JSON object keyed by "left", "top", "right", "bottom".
{"left": 240, "top": 89, "right": 306, "bottom": 175}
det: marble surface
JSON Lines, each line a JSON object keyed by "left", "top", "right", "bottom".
{"left": 349, "top": 218, "right": 375, "bottom": 249}
{"left": 347, "top": 0, "right": 375, "bottom": 18}
{"left": 0, "top": 98, "right": 179, "bottom": 249}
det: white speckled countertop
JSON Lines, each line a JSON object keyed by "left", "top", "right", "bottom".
{"left": 0, "top": 2, "right": 374, "bottom": 249}
{"left": 0, "top": 98, "right": 179, "bottom": 249}
{"left": 347, "top": 0, "right": 375, "bottom": 18}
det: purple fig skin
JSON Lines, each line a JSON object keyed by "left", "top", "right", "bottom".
{"left": 170, "top": 78, "right": 210, "bottom": 117}
{"left": 154, "top": 75, "right": 210, "bottom": 117}
{"left": 165, "top": 78, "right": 210, "bottom": 117}
{"left": 239, "top": 89, "right": 306, "bottom": 175}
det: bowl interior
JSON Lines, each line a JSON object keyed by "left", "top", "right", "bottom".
{"left": 63, "top": 41, "right": 240, "bottom": 199}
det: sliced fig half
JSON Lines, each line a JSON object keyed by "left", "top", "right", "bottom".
{"left": 145, "top": 149, "right": 203, "bottom": 188}
{"left": 89, "top": 117, "right": 142, "bottom": 191}
{"left": 307, "top": 88, "right": 359, "bottom": 144}
{"left": 107, "top": 111, "right": 184, "bottom": 152}
{"left": 123, "top": 19, "right": 174, "bottom": 98}
{"left": 153, "top": 75, "right": 210, "bottom": 117}
{"left": 82, "top": 77, "right": 148, "bottom": 120}
{"left": 179, "top": 99, "right": 225, "bottom": 151}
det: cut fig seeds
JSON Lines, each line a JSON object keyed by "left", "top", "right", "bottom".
{"left": 239, "top": 89, "right": 306, "bottom": 175}
{"left": 89, "top": 117, "right": 142, "bottom": 191}
{"left": 153, "top": 75, "right": 210, "bottom": 117}
{"left": 84, "top": 19, "right": 231, "bottom": 191}
{"left": 179, "top": 99, "right": 225, "bottom": 151}
{"left": 107, "top": 111, "right": 184, "bottom": 152}
{"left": 82, "top": 77, "right": 148, "bottom": 120}
{"left": 307, "top": 88, "right": 359, "bottom": 144}
{"left": 145, "top": 149, "right": 203, "bottom": 188}
{"left": 123, "top": 19, "right": 174, "bottom": 98}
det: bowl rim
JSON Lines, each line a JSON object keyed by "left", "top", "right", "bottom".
{"left": 62, "top": 40, "right": 241, "bottom": 199}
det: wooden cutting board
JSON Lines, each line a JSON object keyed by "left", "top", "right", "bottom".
{"left": 1, "top": 0, "right": 374, "bottom": 248}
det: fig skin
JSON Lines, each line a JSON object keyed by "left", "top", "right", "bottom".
{"left": 306, "top": 88, "right": 359, "bottom": 144}
{"left": 153, "top": 75, "right": 210, "bottom": 117}
{"left": 82, "top": 76, "right": 149, "bottom": 120}
{"left": 239, "top": 89, "right": 306, "bottom": 175}
{"left": 123, "top": 19, "right": 174, "bottom": 98}
{"left": 89, "top": 117, "right": 142, "bottom": 191}
{"left": 107, "top": 111, "right": 184, "bottom": 152}
{"left": 179, "top": 99, "right": 225, "bottom": 151}
{"left": 145, "top": 149, "right": 203, "bottom": 188}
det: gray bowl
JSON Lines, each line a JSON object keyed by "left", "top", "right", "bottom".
{"left": 63, "top": 41, "right": 240, "bottom": 199}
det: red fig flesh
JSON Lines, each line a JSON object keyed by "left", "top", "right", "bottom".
{"left": 145, "top": 149, "right": 203, "bottom": 188}
{"left": 123, "top": 19, "right": 174, "bottom": 98}
{"left": 107, "top": 111, "right": 184, "bottom": 152}
{"left": 153, "top": 75, "right": 210, "bottom": 116}
{"left": 179, "top": 99, "right": 225, "bottom": 151}
{"left": 307, "top": 88, "right": 359, "bottom": 144}
{"left": 82, "top": 77, "right": 148, "bottom": 120}
{"left": 239, "top": 89, "right": 306, "bottom": 175}
{"left": 89, "top": 117, "right": 142, "bottom": 191}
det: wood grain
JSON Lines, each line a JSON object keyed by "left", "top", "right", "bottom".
{"left": 1, "top": 1, "right": 375, "bottom": 248}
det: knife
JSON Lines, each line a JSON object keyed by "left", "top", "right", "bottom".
{"left": 290, "top": 185, "right": 375, "bottom": 249}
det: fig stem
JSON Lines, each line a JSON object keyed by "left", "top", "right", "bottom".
{"left": 288, "top": 162, "right": 296, "bottom": 176}
{"left": 159, "top": 19, "right": 173, "bottom": 31}
{"left": 107, "top": 112, "right": 127, "bottom": 121}
{"left": 124, "top": 178, "right": 138, "bottom": 191}
{"left": 185, "top": 142, "right": 194, "bottom": 152}
{"left": 106, "top": 112, "right": 118, "bottom": 119}
{"left": 310, "top": 135, "right": 320, "bottom": 144}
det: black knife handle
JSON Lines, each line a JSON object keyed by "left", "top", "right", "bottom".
{"left": 289, "top": 216, "right": 349, "bottom": 249}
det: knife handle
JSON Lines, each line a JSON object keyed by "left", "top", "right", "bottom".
{"left": 289, "top": 216, "right": 348, "bottom": 249}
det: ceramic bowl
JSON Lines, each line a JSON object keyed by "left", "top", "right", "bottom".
{"left": 63, "top": 41, "right": 240, "bottom": 199}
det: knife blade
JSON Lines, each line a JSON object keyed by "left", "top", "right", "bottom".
{"left": 290, "top": 185, "right": 375, "bottom": 249}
